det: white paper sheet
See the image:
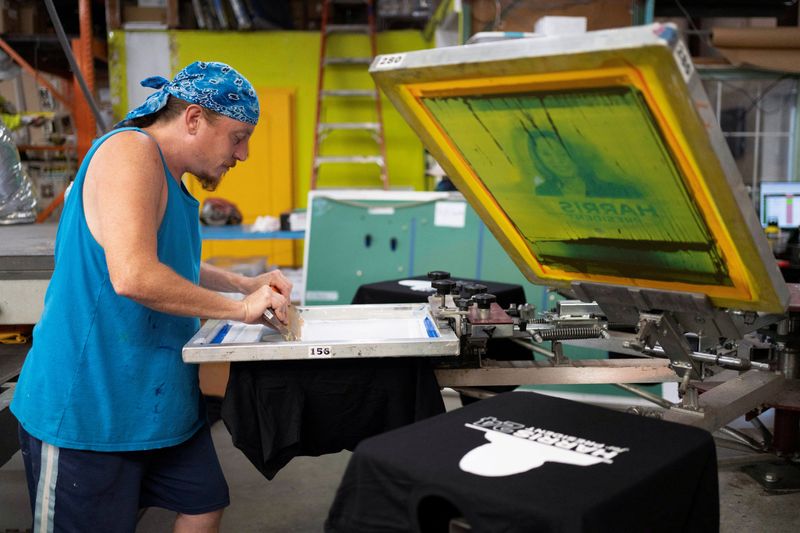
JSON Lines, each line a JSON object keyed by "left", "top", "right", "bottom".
{"left": 222, "top": 323, "right": 265, "bottom": 344}
{"left": 434, "top": 201, "right": 467, "bottom": 228}
{"left": 301, "top": 317, "right": 433, "bottom": 341}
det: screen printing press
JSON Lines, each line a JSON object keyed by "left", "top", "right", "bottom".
{"left": 184, "top": 24, "right": 799, "bottom": 456}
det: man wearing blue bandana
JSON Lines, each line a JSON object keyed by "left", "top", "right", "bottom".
{"left": 11, "top": 61, "right": 290, "bottom": 532}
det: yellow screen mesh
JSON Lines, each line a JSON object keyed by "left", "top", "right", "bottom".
{"left": 422, "top": 86, "right": 732, "bottom": 287}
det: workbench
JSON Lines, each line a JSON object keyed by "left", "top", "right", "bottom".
{"left": 0, "top": 223, "right": 56, "bottom": 465}
{"left": 0, "top": 223, "right": 56, "bottom": 325}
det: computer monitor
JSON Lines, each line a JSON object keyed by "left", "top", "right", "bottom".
{"left": 760, "top": 182, "right": 800, "bottom": 229}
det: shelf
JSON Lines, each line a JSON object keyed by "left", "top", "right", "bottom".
{"left": 200, "top": 226, "right": 305, "bottom": 241}
{"left": 0, "top": 33, "right": 108, "bottom": 78}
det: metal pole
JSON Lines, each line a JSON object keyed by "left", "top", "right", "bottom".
{"left": 510, "top": 337, "right": 556, "bottom": 361}
{"left": 644, "top": 345, "right": 771, "bottom": 371}
{"left": 613, "top": 382, "right": 676, "bottom": 409}
{"left": 717, "top": 426, "right": 768, "bottom": 452}
{"left": 42, "top": 0, "right": 107, "bottom": 133}
{"left": 753, "top": 83, "right": 762, "bottom": 209}
{"left": 13, "top": 76, "right": 29, "bottom": 145}
{"left": 453, "top": 387, "right": 498, "bottom": 401}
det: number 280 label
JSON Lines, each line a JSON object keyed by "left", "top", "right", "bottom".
{"left": 374, "top": 54, "right": 405, "bottom": 70}
{"left": 309, "top": 346, "right": 333, "bottom": 358}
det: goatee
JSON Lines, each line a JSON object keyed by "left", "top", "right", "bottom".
{"left": 196, "top": 174, "right": 220, "bottom": 191}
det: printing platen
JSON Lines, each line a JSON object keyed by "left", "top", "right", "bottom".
{"left": 182, "top": 304, "right": 458, "bottom": 363}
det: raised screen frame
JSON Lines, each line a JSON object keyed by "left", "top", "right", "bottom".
{"left": 371, "top": 24, "right": 788, "bottom": 312}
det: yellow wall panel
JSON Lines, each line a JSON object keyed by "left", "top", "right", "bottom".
{"left": 110, "top": 30, "right": 432, "bottom": 208}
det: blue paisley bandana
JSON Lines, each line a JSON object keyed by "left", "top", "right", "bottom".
{"left": 122, "top": 61, "right": 259, "bottom": 125}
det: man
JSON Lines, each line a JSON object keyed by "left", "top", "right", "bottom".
{"left": 11, "top": 61, "right": 291, "bottom": 532}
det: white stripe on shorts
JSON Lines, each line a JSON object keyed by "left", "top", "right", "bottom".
{"left": 34, "top": 441, "right": 59, "bottom": 533}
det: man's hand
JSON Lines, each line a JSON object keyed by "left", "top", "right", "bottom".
{"left": 240, "top": 285, "right": 289, "bottom": 324}
{"left": 242, "top": 270, "right": 293, "bottom": 300}
{"left": 197, "top": 264, "right": 293, "bottom": 324}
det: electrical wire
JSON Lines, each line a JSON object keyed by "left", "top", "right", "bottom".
{"left": 480, "top": 0, "right": 526, "bottom": 33}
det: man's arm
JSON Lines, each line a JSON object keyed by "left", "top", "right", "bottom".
{"left": 199, "top": 263, "right": 293, "bottom": 300}
{"left": 83, "top": 132, "right": 287, "bottom": 323}
{"left": 199, "top": 262, "right": 253, "bottom": 294}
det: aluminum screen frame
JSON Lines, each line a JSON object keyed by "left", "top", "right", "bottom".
{"left": 370, "top": 23, "right": 788, "bottom": 313}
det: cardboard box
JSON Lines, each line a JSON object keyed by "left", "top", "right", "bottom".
{"left": 18, "top": 4, "right": 44, "bottom": 35}
{"left": 0, "top": 1, "right": 20, "bottom": 34}
{"left": 471, "top": 0, "right": 633, "bottom": 33}
{"left": 534, "top": 16, "right": 587, "bottom": 36}
{"left": 123, "top": 6, "right": 167, "bottom": 25}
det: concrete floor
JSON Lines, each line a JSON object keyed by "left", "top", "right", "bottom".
{"left": 1, "top": 392, "right": 799, "bottom": 532}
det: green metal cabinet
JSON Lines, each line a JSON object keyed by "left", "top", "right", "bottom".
{"left": 303, "top": 191, "right": 549, "bottom": 309}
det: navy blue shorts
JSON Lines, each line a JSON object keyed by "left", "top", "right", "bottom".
{"left": 18, "top": 423, "right": 229, "bottom": 533}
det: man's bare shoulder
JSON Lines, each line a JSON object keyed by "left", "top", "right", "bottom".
{"left": 83, "top": 129, "right": 170, "bottom": 248}
{"left": 87, "top": 131, "right": 164, "bottom": 186}
{"left": 91, "top": 129, "right": 162, "bottom": 169}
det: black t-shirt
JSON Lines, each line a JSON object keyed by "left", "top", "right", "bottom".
{"left": 326, "top": 391, "right": 718, "bottom": 533}
{"left": 222, "top": 357, "right": 445, "bottom": 480}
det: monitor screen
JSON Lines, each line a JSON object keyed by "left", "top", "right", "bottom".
{"left": 760, "top": 182, "right": 800, "bottom": 229}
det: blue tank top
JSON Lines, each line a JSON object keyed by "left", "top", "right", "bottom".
{"left": 11, "top": 127, "right": 204, "bottom": 451}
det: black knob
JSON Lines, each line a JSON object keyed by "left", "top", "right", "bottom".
{"left": 451, "top": 281, "right": 463, "bottom": 295}
{"left": 455, "top": 298, "right": 474, "bottom": 310}
{"left": 427, "top": 271, "right": 451, "bottom": 281}
{"left": 461, "top": 283, "right": 487, "bottom": 298}
{"left": 473, "top": 293, "right": 496, "bottom": 309}
{"left": 432, "top": 279, "right": 456, "bottom": 295}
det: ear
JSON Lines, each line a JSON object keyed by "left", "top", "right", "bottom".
{"left": 185, "top": 104, "right": 204, "bottom": 135}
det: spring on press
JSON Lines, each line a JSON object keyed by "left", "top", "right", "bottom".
{"left": 532, "top": 326, "right": 605, "bottom": 343}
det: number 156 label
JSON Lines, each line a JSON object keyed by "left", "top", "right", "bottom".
{"left": 309, "top": 346, "right": 333, "bottom": 358}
